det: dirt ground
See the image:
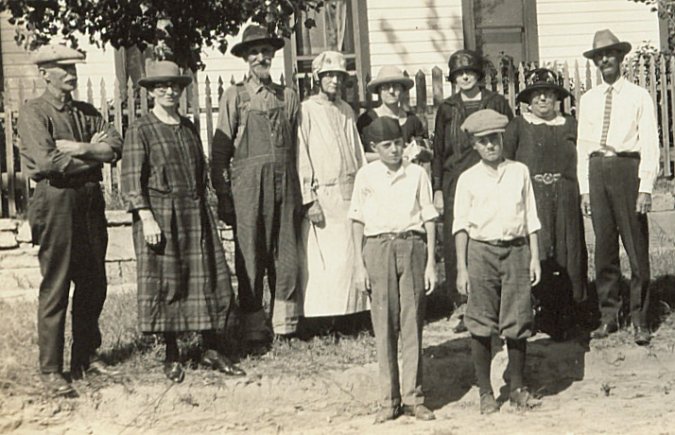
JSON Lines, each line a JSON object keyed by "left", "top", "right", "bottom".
{"left": 2, "top": 315, "right": 675, "bottom": 435}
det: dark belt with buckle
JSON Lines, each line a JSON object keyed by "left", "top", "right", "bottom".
{"left": 474, "top": 237, "right": 527, "bottom": 247}
{"left": 589, "top": 150, "right": 640, "bottom": 159}
{"left": 368, "top": 231, "right": 425, "bottom": 240}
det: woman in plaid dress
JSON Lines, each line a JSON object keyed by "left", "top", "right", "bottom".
{"left": 122, "top": 61, "right": 245, "bottom": 382}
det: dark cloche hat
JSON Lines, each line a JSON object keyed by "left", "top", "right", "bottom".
{"left": 230, "top": 24, "right": 285, "bottom": 58}
{"left": 516, "top": 68, "right": 572, "bottom": 104}
{"left": 447, "top": 49, "right": 484, "bottom": 81}
{"left": 583, "top": 29, "right": 632, "bottom": 59}
{"left": 362, "top": 116, "right": 403, "bottom": 144}
{"left": 138, "top": 61, "right": 192, "bottom": 88}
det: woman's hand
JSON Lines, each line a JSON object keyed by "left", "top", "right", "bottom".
{"left": 307, "top": 201, "right": 325, "bottom": 227}
{"left": 142, "top": 216, "right": 162, "bottom": 247}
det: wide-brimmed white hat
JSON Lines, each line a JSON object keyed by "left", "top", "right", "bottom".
{"left": 366, "top": 65, "right": 414, "bottom": 94}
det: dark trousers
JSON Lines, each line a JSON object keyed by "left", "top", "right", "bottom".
{"left": 589, "top": 156, "right": 650, "bottom": 327}
{"left": 364, "top": 235, "right": 427, "bottom": 407}
{"left": 28, "top": 181, "right": 108, "bottom": 373}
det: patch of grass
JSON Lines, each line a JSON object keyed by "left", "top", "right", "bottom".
{"left": 0, "top": 290, "right": 378, "bottom": 403}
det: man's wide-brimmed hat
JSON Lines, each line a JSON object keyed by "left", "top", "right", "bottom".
{"left": 516, "top": 68, "right": 572, "bottom": 103}
{"left": 312, "top": 51, "right": 348, "bottom": 80}
{"left": 230, "top": 24, "right": 284, "bottom": 58}
{"left": 138, "top": 61, "right": 192, "bottom": 88}
{"left": 447, "top": 49, "right": 484, "bottom": 81}
{"left": 583, "top": 29, "right": 632, "bottom": 59}
{"left": 366, "top": 65, "right": 414, "bottom": 94}
{"left": 33, "top": 44, "right": 86, "bottom": 66}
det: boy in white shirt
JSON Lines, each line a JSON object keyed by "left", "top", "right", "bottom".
{"left": 453, "top": 109, "right": 542, "bottom": 414}
{"left": 349, "top": 117, "right": 438, "bottom": 424}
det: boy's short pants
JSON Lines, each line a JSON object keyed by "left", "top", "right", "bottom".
{"left": 464, "top": 239, "right": 533, "bottom": 340}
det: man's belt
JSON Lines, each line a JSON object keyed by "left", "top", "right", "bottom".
{"left": 589, "top": 150, "right": 640, "bottom": 159}
{"left": 367, "top": 231, "right": 426, "bottom": 240}
{"left": 473, "top": 237, "right": 527, "bottom": 247}
{"left": 45, "top": 171, "right": 102, "bottom": 188}
{"left": 532, "top": 173, "right": 561, "bottom": 185}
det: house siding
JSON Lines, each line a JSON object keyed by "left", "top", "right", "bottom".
{"left": 536, "top": 0, "right": 661, "bottom": 74}
{"left": 366, "top": 0, "right": 465, "bottom": 104}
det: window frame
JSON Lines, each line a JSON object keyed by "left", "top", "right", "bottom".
{"left": 283, "top": 0, "right": 370, "bottom": 102}
{"left": 461, "top": 0, "right": 539, "bottom": 64}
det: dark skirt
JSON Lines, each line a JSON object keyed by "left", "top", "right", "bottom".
{"left": 531, "top": 177, "right": 588, "bottom": 338}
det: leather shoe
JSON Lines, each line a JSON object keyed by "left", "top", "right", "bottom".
{"left": 480, "top": 392, "right": 500, "bottom": 414}
{"left": 40, "top": 373, "right": 79, "bottom": 398}
{"left": 590, "top": 323, "right": 618, "bottom": 339}
{"left": 634, "top": 326, "right": 652, "bottom": 346}
{"left": 373, "top": 406, "right": 401, "bottom": 424}
{"left": 509, "top": 387, "right": 542, "bottom": 410}
{"left": 72, "top": 357, "right": 120, "bottom": 380}
{"left": 201, "top": 350, "right": 246, "bottom": 376}
{"left": 163, "top": 361, "right": 185, "bottom": 383}
{"left": 401, "top": 404, "right": 436, "bottom": 421}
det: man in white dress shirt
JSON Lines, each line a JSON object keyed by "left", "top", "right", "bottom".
{"left": 577, "top": 29, "right": 659, "bottom": 345}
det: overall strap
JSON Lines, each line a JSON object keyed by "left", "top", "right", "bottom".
{"left": 234, "top": 82, "right": 251, "bottom": 150}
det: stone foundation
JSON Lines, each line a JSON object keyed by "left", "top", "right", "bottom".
{"left": 0, "top": 210, "right": 235, "bottom": 298}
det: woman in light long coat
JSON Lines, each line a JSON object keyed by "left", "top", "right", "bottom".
{"left": 297, "top": 51, "right": 369, "bottom": 329}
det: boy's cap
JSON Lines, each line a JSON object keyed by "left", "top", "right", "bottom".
{"left": 461, "top": 109, "right": 509, "bottom": 137}
{"left": 363, "top": 116, "right": 403, "bottom": 144}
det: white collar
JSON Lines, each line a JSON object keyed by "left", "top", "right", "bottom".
{"left": 522, "top": 111, "right": 566, "bottom": 126}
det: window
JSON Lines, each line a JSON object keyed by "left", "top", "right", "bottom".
{"left": 461, "top": 0, "right": 539, "bottom": 68}
{"left": 283, "top": 0, "right": 370, "bottom": 108}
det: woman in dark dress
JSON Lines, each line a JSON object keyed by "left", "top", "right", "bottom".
{"left": 503, "top": 68, "right": 588, "bottom": 340}
{"left": 357, "top": 65, "right": 431, "bottom": 163}
{"left": 121, "top": 61, "right": 245, "bottom": 382}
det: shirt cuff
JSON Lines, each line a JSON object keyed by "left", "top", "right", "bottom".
{"left": 638, "top": 176, "right": 654, "bottom": 194}
{"left": 126, "top": 194, "right": 150, "bottom": 212}
{"left": 420, "top": 205, "right": 439, "bottom": 222}
{"left": 347, "top": 207, "right": 363, "bottom": 223}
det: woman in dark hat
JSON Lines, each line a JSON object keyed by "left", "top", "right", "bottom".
{"left": 121, "top": 60, "right": 245, "bottom": 382}
{"left": 357, "top": 65, "right": 431, "bottom": 163}
{"left": 432, "top": 49, "right": 513, "bottom": 332}
{"left": 503, "top": 68, "right": 588, "bottom": 340}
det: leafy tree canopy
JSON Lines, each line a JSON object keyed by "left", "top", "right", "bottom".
{"left": 0, "top": 0, "right": 324, "bottom": 71}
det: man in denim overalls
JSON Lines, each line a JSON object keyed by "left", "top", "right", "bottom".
{"left": 212, "top": 25, "right": 301, "bottom": 352}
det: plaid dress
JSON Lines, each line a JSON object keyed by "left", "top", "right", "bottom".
{"left": 121, "top": 112, "right": 234, "bottom": 332}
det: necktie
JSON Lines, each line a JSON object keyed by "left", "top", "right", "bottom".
{"left": 599, "top": 86, "right": 613, "bottom": 148}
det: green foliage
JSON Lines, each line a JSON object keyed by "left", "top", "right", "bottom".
{"left": 0, "top": 0, "right": 325, "bottom": 71}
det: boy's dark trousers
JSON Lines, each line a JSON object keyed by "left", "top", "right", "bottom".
{"left": 363, "top": 233, "right": 427, "bottom": 407}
